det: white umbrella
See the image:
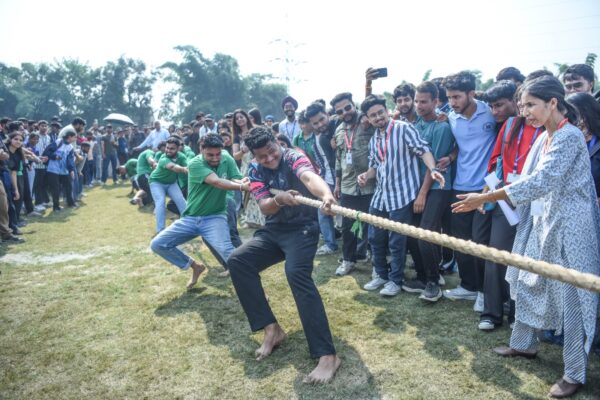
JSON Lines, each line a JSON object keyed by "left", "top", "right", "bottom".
{"left": 103, "top": 113, "right": 134, "bottom": 125}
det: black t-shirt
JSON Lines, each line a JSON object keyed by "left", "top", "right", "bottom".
{"left": 7, "top": 148, "right": 24, "bottom": 173}
{"left": 247, "top": 148, "right": 318, "bottom": 225}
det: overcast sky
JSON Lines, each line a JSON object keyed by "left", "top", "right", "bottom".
{"left": 1, "top": 0, "right": 599, "bottom": 119}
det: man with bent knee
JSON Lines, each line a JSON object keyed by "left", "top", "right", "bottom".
{"left": 151, "top": 134, "right": 249, "bottom": 288}
{"left": 228, "top": 126, "right": 341, "bottom": 384}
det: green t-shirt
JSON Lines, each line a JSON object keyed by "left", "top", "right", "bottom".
{"left": 184, "top": 145, "right": 196, "bottom": 160}
{"left": 414, "top": 117, "right": 455, "bottom": 190}
{"left": 124, "top": 158, "right": 137, "bottom": 178}
{"left": 149, "top": 152, "right": 188, "bottom": 184}
{"left": 183, "top": 151, "right": 242, "bottom": 217}
{"left": 137, "top": 149, "right": 155, "bottom": 176}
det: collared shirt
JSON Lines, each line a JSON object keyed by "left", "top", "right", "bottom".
{"left": 448, "top": 99, "right": 496, "bottom": 191}
{"left": 136, "top": 128, "right": 170, "bottom": 150}
{"left": 199, "top": 124, "right": 218, "bottom": 137}
{"left": 369, "top": 119, "right": 430, "bottom": 211}
{"left": 292, "top": 132, "right": 316, "bottom": 161}
{"left": 248, "top": 148, "right": 317, "bottom": 225}
{"left": 279, "top": 118, "right": 302, "bottom": 142}
{"left": 335, "top": 119, "right": 375, "bottom": 196}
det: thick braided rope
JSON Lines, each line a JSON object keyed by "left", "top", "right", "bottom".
{"left": 272, "top": 190, "right": 600, "bottom": 293}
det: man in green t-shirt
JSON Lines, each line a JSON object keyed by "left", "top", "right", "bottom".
{"left": 117, "top": 158, "right": 138, "bottom": 197}
{"left": 131, "top": 147, "right": 159, "bottom": 206}
{"left": 150, "top": 134, "right": 250, "bottom": 289}
{"left": 149, "top": 137, "right": 188, "bottom": 233}
{"left": 401, "top": 81, "right": 455, "bottom": 302}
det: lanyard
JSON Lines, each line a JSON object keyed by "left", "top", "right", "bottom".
{"left": 512, "top": 126, "right": 540, "bottom": 173}
{"left": 343, "top": 124, "right": 358, "bottom": 152}
{"left": 285, "top": 120, "right": 297, "bottom": 138}
{"left": 377, "top": 121, "right": 394, "bottom": 162}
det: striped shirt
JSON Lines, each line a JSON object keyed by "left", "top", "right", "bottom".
{"left": 368, "top": 119, "right": 430, "bottom": 211}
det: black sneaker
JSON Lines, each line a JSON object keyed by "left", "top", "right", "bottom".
{"left": 402, "top": 279, "right": 426, "bottom": 294}
{"left": 419, "top": 282, "right": 442, "bottom": 302}
{"left": 1, "top": 235, "right": 24, "bottom": 243}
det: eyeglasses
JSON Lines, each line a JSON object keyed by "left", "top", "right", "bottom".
{"left": 335, "top": 104, "right": 353, "bottom": 115}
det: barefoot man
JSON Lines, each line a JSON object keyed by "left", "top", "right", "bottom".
{"left": 150, "top": 134, "right": 250, "bottom": 288}
{"left": 228, "top": 126, "right": 341, "bottom": 384}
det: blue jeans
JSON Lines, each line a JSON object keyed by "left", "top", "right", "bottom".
{"left": 151, "top": 214, "right": 234, "bottom": 269}
{"left": 368, "top": 203, "right": 413, "bottom": 284}
{"left": 101, "top": 153, "right": 118, "bottom": 183}
{"left": 317, "top": 184, "right": 338, "bottom": 250}
{"left": 150, "top": 181, "right": 187, "bottom": 232}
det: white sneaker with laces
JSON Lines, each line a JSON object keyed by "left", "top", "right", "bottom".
{"left": 473, "top": 292, "right": 484, "bottom": 312}
{"left": 316, "top": 244, "right": 336, "bottom": 256}
{"left": 379, "top": 281, "right": 401, "bottom": 296}
{"left": 443, "top": 286, "right": 478, "bottom": 301}
{"left": 335, "top": 261, "right": 355, "bottom": 276}
{"left": 478, "top": 320, "right": 495, "bottom": 331}
{"left": 364, "top": 275, "right": 388, "bottom": 291}
{"left": 34, "top": 205, "right": 46, "bottom": 212}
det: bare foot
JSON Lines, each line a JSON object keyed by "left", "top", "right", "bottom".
{"left": 186, "top": 261, "right": 206, "bottom": 289}
{"left": 218, "top": 269, "right": 230, "bottom": 277}
{"left": 255, "top": 323, "right": 286, "bottom": 361}
{"left": 303, "top": 355, "right": 341, "bottom": 384}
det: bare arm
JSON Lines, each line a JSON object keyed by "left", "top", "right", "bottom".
{"left": 204, "top": 173, "right": 250, "bottom": 191}
{"left": 165, "top": 163, "right": 188, "bottom": 174}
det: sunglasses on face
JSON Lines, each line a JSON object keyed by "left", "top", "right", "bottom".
{"left": 335, "top": 104, "right": 353, "bottom": 115}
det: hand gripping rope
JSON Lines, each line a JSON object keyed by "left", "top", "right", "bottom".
{"left": 270, "top": 189, "right": 600, "bottom": 293}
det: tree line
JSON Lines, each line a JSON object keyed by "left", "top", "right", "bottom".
{"left": 0, "top": 45, "right": 288, "bottom": 126}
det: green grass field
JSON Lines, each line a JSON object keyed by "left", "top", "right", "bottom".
{"left": 1, "top": 185, "right": 598, "bottom": 399}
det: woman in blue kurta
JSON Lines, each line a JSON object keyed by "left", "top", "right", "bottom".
{"left": 451, "top": 76, "right": 599, "bottom": 399}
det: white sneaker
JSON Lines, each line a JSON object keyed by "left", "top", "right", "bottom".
{"left": 335, "top": 261, "right": 355, "bottom": 276}
{"left": 443, "top": 286, "right": 478, "bottom": 301}
{"left": 27, "top": 211, "right": 42, "bottom": 217}
{"left": 478, "top": 320, "right": 495, "bottom": 331}
{"left": 316, "top": 244, "right": 337, "bottom": 256}
{"left": 473, "top": 292, "right": 484, "bottom": 312}
{"left": 364, "top": 275, "right": 388, "bottom": 291}
{"left": 379, "top": 281, "right": 401, "bottom": 296}
{"left": 34, "top": 205, "right": 46, "bottom": 212}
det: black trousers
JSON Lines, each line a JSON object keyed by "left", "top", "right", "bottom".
{"left": 340, "top": 193, "right": 372, "bottom": 262}
{"left": 481, "top": 206, "right": 516, "bottom": 324}
{"left": 33, "top": 169, "right": 50, "bottom": 205}
{"left": 228, "top": 222, "right": 336, "bottom": 358}
{"left": 451, "top": 190, "right": 492, "bottom": 292}
{"left": 46, "top": 172, "right": 74, "bottom": 210}
{"left": 137, "top": 174, "right": 153, "bottom": 205}
{"left": 415, "top": 190, "right": 452, "bottom": 283}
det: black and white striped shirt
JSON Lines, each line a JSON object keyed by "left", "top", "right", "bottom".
{"left": 369, "top": 119, "right": 430, "bottom": 211}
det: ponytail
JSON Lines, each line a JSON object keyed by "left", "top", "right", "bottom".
{"left": 560, "top": 99, "right": 579, "bottom": 125}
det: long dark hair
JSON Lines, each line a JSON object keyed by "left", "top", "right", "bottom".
{"left": 232, "top": 109, "right": 254, "bottom": 139}
{"left": 248, "top": 108, "right": 263, "bottom": 126}
{"left": 5, "top": 132, "right": 24, "bottom": 154}
{"left": 521, "top": 75, "right": 579, "bottom": 124}
{"left": 567, "top": 92, "right": 600, "bottom": 139}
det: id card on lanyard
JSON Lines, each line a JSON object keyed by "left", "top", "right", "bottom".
{"left": 344, "top": 125, "right": 357, "bottom": 165}
{"left": 506, "top": 126, "right": 540, "bottom": 184}
{"left": 377, "top": 121, "right": 394, "bottom": 163}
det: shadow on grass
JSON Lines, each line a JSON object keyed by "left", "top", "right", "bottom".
{"left": 351, "top": 281, "right": 598, "bottom": 400}
{"left": 154, "top": 290, "right": 380, "bottom": 399}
